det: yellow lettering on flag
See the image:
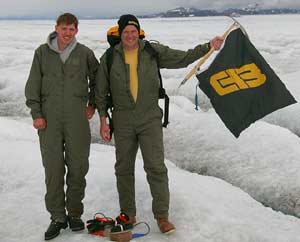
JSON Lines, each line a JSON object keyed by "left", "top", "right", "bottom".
{"left": 210, "top": 63, "right": 266, "bottom": 96}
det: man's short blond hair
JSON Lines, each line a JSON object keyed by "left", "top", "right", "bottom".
{"left": 56, "top": 13, "right": 79, "bottom": 28}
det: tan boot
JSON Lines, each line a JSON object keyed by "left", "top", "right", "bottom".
{"left": 157, "top": 218, "right": 176, "bottom": 234}
{"left": 126, "top": 216, "right": 136, "bottom": 225}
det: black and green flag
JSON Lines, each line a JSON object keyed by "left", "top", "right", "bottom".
{"left": 197, "top": 28, "right": 296, "bottom": 137}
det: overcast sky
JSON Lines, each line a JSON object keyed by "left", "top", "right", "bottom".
{"left": 0, "top": 0, "right": 300, "bottom": 18}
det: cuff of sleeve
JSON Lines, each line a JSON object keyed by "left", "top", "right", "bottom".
{"left": 31, "top": 112, "right": 43, "bottom": 120}
{"left": 88, "top": 102, "right": 96, "bottom": 108}
{"left": 204, "top": 42, "right": 211, "bottom": 52}
{"left": 98, "top": 109, "right": 107, "bottom": 117}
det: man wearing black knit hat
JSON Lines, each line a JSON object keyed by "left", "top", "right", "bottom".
{"left": 95, "top": 14, "right": 224, "bottom": 234}
{"left": 118, "top": 14, "right": 140, "bottom": 35}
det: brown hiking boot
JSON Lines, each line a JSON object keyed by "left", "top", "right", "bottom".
{"left": 127, "top": 216, "right": 136, "bottom": 225}
{"left": 157, "top": 218, "right": 176, "bottom": 234}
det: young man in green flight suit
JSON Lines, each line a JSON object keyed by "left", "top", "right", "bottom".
{"left": 25, "top": 13, "right": 99, "bottom": 240}
{"left": 95, "top": 14, "right": 223, "bottom": 234}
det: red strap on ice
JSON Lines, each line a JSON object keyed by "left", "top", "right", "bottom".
{"left": 90, "top": 231, "right": 105, "bottom": 237}
{"left": 117, "top": 213, "right": 129, "bottom": 223}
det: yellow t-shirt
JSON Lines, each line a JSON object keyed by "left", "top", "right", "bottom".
{"left": 124, "top": 48, "right": 139, "bottom": 102}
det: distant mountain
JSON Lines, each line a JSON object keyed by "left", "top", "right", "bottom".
{"left": 1, "top": 6, "right": 300, "bottom": 20}
{"left": 139, "top": 6, "right": 300, "bottom": 18}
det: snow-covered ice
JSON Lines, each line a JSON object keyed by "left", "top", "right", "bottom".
{"left": 1, "top": 117, "right": 300, "bottom": 242}
{"left": 164, "top": 96, "right": 300, "bottom": 217}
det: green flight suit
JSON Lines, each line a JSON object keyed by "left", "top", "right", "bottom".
{"left": 95, "top": 39, "right": 210, "bottom": 219}
{"left": 25, "top": 42, "right": 99, "bottom": 221}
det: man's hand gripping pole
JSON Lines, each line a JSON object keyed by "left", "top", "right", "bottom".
{"left": 178, "top": 18, "right": 242, "bottom": 89}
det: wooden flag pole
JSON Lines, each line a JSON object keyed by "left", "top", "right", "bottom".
{"left": 178, "top": 21, "right": 238, "bottom": 88}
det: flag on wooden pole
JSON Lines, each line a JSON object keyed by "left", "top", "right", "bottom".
{"left": 197, "top": 28, "right": 296, "bottom": 137}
